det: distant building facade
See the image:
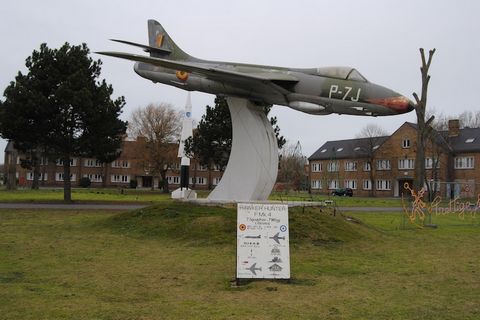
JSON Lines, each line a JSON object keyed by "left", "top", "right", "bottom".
{"left": 3, "top": 137, "right": 223, "bottom": 190}
{"left": 308, "top": 120, "right": 480, "bottom": 198}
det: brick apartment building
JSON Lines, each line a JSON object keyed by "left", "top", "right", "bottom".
{"left": 3, "top": 136, "right": 223, "bottom": 190}
{"left": 308, "top": 120, "right": 480, "bottom": 198}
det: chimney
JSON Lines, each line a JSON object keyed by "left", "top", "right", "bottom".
{"left": 448, "top": 119, "right": 460, "bottom": 137}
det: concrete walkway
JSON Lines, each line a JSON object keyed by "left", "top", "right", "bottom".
{"left": 0, "top": 203, "right": 146, "bottom": 210}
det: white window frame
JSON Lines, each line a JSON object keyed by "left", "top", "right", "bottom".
{"left": 111, "top": 160, "right": 130, "bottom": 168}
{"left": 376, "top": 160, "right": 391, "bottom": 170}
{"left": 311, "top": 180, "right": 322, "bottom": 189}
{"left": 213, "top": 177, "right": 221, "bottom": 185}
{"left": 363, "top": 161, "right": 371, "bottom": 171}
{"left": 327, "top": 161, "right": 339, "bottom": 172}
{"left": 398, "top": 158, "right": 415, "bottom": 170}
{"left": 57, "top": 158, "right": 77, "bottom": 167}
{"left": 85, "top": 159, "right": 102, "bottom": 168}
{"left": 363, "top": 179, "right": 372, "bottom": 190}
{"left": 402, "top": 139, "right": 411, "bottom": 148}
{"left": 454, "top": 156, "right": 474, "bottom": 169}
{"left": 425, "top": 157, "right": 440, "bottom": 169}
{"left": 344, "top": 179, "right": 357, "bottom": 190}
{"left": 196, "top": 177, "right": 207, "bottom": 185}
{"left": 84, "top": 174, "right": 102, "bottom": 183}
{"left": 311, "top": 163, "right": 322, "bottom": 172}
{"left": 328, "top": 180, "right": 339, "bottom": 190}
{"left": 111, "top": 174, "right": 130, "bottom": 183}
{"left": 376, "top": 179, "right": 391, "bottom": 191}
{"left": 27, "top": 172, "right": 48, "bottom": 181}
{"left": 167, "top": 176, "right": 180, "bottom": 184}
{"left": 344, "top": 161, "right": 357, "bottom": 172}
{"left": 56, "top": 173, "right": 76, "bottom": 182}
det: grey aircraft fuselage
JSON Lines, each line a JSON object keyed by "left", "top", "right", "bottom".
{"left": 98, "top": 20, "right": 415, "bottom": 117}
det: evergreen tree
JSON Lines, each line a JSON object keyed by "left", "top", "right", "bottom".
{"left": 0, "top": 43, "right": 127, "bottom": 201}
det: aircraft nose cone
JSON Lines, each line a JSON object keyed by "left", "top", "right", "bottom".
{"left": 407, "top": 100, "right": 416, "bottom": 113}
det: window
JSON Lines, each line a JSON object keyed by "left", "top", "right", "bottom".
{"left": 402, "top": 139, "right": 411, "bottom": 148}
{"left": 213, "top": 177, "right": 221, "bottom": 185}
{"left": 425, "top": 158, "right": 440, "bottom": 169}
{"left": 111, "top": 160, "right": 130, "bottom": 168}
{"left": 363, "top": 180, "right": 372, "bottom": 190}
{"left": 196, "top": 177, "right": 207, "bottom": 185}
{"left": 56, "top": 173, "right": 76, "bottom": 182}
{"left": 57, "top": 158, "right": 77, "bottom": 166}
{"left": 85, "top": 159, "right": 102, "bottom": 167}
{"left": 354, "top": 147, "right": 361, "bottom": 152}
{"left": 337, "top": 148, "right": 344, "bottom": 152}
{"left": 454, "top": 156, "right": 474, "bottom": 169}
{"left": 428, "top": 180, "right": 441, "bottom": 192}
{"left": 111, "top": 175, "right": 130, "bottom": 183}
{"left": 84, "top": 174, "right": 102, "bottom": 182}
{"left": 376, "top": 179, "right": 391, "bottom": 191}
{"left": 40, "top": 158, "right": 48, "bottom": 166}
{"left": 197, "top": 164, "right": 208, "bottom": 171}
{"left": 190, "top": 176, "right": 207, "bottom": 185}
{"left": 398, "top": 159, "right": 415, "bottom": 170}
{"left": 327, "top": 161, "right": 339, "bottom": 172}
{"left": 311, "top": 163, "right": 322, "bottom": 172}
{"left": 376, "top": 160, "right": 391, "bottom": 170}
{"left": 465, "top": 138, "right": 475, "bottom": 143}
{"left": 167, "top": 176, "right": 180, "bottom": 184}
{"left": 363, "top": 161, "right": 371, "bottom": 171}
{"left": 213, "top": 164, "right": 223, "bottom": 171}
{"left": 328, "top": 180, "right": 339, "bottom": 190}
{"left": 344, "top": 180, "right": 357, "bottom": 189}
{"left": 321, "top": 149, "right": 327, "bottom": 153}
{"left": 344, "top": 161, "right": 357, "bottom": 171}
{"left": 27, "top": 172, "right": 48, "bottom": 181}
{"left": 311, "top": 180, "right": 322, "bottom": 189}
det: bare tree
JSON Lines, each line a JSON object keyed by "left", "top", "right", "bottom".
{"left": 129, "top": 103, "right": 181, "bottom": 192}
{"left": 458, "top": 110, "right": 480, "bottom": 128}
{"left": 277, "top": 141, "right": 307, "bottom": 191}
{"left": 356, "top": 124, "right": 388, "bottom": 197}
{"left": 413, "top": 48, "right": 436, "bottom": 191}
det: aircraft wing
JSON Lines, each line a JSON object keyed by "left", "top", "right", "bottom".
{"left": 96, "top": 51, "right": 299, "bottom": 83}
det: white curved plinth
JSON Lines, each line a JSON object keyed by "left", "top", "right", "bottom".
{"left": 208, "top": 97, "right": 278, "bottom": 201}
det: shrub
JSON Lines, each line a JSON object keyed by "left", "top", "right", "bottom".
{"left": 79, "top": 177, "right": 91, "bottom": 188}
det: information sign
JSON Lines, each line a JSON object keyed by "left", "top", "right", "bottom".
{"left": 236, "top": 203, "right": 290, "bottom": 279}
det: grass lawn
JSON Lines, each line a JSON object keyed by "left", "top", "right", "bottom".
{"left": 0, "top": 187, "right": 404, "bottom": 207}
{"left": 1, "top": 203, "right": 479, "bottom": 319}
{"left": 0, "top": 188, "right": 177, "bottom": 203}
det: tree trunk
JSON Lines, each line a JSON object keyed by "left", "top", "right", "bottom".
{"left": 31, "top": 152, "right": 40, "bottom": 190}
{"left": 161, "top": 169, "right": 169, "bottom": 193}
{"left": 63, "top": 156, "right": 72, "bottom": 202}
{"left": 413, "top": 48, "right": 435, "bottom": 192}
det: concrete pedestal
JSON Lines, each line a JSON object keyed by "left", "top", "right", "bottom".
{"left": 171, "top": 188, "right": 197, "bottom": 200}
{"left": 208, "top": 97, "right": 279, "bottom": 201}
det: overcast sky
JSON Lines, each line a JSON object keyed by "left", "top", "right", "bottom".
{"left": 1, "top": 0, "right": 479, "bottom": 160}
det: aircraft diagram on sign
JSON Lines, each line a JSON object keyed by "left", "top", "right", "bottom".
{"left": 269, "top": 232, "right": 286, "bottom": 244}
{"left": 247, "top": 263, "right": 262, "bottom": 276}
{"left": 97, "top": 20, "right": 415, "bottom": 118}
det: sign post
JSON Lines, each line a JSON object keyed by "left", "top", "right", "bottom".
{"left": 236, "top": 203, "right": 290, "bottom": 279}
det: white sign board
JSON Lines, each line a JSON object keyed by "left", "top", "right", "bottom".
{"left": 236, "top": 203, "right": 290, "bottom": 279}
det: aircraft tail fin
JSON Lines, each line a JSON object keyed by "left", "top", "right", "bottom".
{"left": 148, "top": 20, "right": 191, "bottom": 60}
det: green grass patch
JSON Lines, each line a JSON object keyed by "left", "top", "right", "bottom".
{"left": 0, "top": 187, "right": 176, "bottom": 203}
{"left": 0, "top": 205, "right": 479, "bottom": 319}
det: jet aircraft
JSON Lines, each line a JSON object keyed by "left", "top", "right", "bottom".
{"left": 97, "top": 20, "right": 415, "bottom": 117}
{"left": 247, "top": 263, "right": 262, "bottom": 276}
{"left": 269, "top": 232, "right": 286, "bottom": 244}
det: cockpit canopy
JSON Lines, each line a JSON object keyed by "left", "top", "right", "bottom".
{"left": 306, "top": 67, "right": 368, "bottom": 82}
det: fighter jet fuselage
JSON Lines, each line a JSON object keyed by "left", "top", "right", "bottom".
{"left": 98, "top": 20, "right": 415, "bottom": 117}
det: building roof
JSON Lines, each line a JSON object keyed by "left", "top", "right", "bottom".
{"left": 447, "top": 127, "right": 480, "bottom": 153}
{"left": 308, "top": 121, "right": 480, "bottom": 161}
{"left": 308, "top": 136, "right": 389, "bottom": 161}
